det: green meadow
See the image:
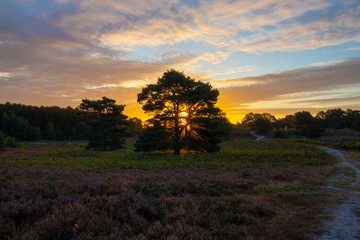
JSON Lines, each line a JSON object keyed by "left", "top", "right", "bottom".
{"left": 2, "top": 139, "right": 332, "bottom": 170}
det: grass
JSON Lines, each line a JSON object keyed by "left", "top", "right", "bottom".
{"left": 290, "top": 139, "right": 360, "bottom": 151}
{"left": 327, "top": 166, "right": 356, "bottom": 190}
{"left": 0, "top": 139, "right": 335, "bottom": 239}
{"left": 0, "top": 139, "right": 332, "bottom": 171}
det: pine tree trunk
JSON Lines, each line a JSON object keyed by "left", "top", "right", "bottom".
{"left": 174, "top": 146, "right": 181, "bottom": 155}
{"left": 173, "top": 105, "right": 181, "bottom": 155}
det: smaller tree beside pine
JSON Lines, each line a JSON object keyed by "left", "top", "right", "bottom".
{"left": 78, "top": 96, "right": 129, "bottom": 151}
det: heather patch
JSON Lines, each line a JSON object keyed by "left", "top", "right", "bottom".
{"left": 0, "top": 165, "right": 327, "bottom": 240}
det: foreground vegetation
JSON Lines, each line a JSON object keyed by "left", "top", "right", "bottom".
{"left": 0, "top": 140, "right": 335, "bottom": 240}
{"left": 1, "top": 140, "right": 331, "bottom": 170}
{"left": 290, "top": 139, "right": 360, "bottom": 151}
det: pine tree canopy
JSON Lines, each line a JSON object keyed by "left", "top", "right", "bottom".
{"left": 78, "top": 96, "right": 129, "bottom": 151}
{"left": 136, "top": 69, "right": 231, "bottom": 155}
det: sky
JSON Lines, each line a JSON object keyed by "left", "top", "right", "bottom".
{"left": 0, "top": 0, "right": 360, "bottom": 123}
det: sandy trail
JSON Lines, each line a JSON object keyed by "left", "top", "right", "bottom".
{"left": 249, "top": 132, "right": 265, "bottom": 141}
{"left": 315, "top": 147, "right": 360, "bottom": 240}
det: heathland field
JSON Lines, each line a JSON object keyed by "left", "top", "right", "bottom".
{"left": 0, "top": 140, "right": 336, "bottom": 239}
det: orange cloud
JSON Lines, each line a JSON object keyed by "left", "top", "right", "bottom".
{"left": 217, "top": 58, "right": 360, "bottom": 122}
{"left": 1, "top": 0, "right": 360, "bottom": 124}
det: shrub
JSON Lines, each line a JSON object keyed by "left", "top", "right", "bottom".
{"left": 0, "top": 131, "right": 18, "bottom": 150}
{"left": 273, "top": 129, "right": 286, "bottom": 139}
{"left": 242, "top": 169, "right": 251, "bottom": 178}
{"left": 45, "top": 173, "right": 60, "bottom": 181}
{"left": 0, "top": 131, "right": 7, "bottom": 151}
{"left": 6, "top": 136, "right": 17, "bottom": 148}
{"left": 334, "top": 141, "right": 360, "bottom": 150}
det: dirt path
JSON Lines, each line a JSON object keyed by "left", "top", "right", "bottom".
{"left": 249, "top": 132, "right": 265, "bottom": 141}
{"left": 315, "top": 147, "right": 360, "bottom": 240}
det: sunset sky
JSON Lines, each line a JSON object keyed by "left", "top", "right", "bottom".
{"left": 1, "top": 0, "right": 360, "bottom": 122}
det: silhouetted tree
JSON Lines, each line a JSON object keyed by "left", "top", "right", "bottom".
{"left": 134, "top": 120, "right": 168, "bottom": 152}
{"left": 345, "top": 109, "right": 360, "bottom": 130}
{"left": 44, "top": 122, "right": 56, "bottom": 140}
{"left": 0, "top": 112, "right": 41, "bottom": 141}
{"left": 272, "top": 129, "right": 286, "bottom": 139}
{"left": 292, "top": 111, "right": 324, "bottom": 138}
{"left": 241, "top": 112, "right": 276, "bottom": 134}
{"left": 78, "top": 97, "right": 129, "bottom": 151}
{"left": 26, "top": 126, "right": 42, "bottom": 141}
{"left": 186, "top": 109, "right": 232, "bottom": 152}
{"left": 273, "top": 118, "right": 289, "bottom": 130}
{"left": 317, "top": 108, "right": 346, "bottom": 129}
{"left": 128, "top": 117, "right": 143, "bottom": 136}
{"left": 136, "top": 69, "right": 230, "bottom": 155}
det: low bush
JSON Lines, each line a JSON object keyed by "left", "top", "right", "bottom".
{"left": 273, "top": 129, "right": 286, "bottom": 139}
{"left": 0, "top": 131, "right": 18, "bottom": 151}
{"left": 0, "top": 131, "right": 6, "bottom": 151}
{"left": 333, "top": 141, "right": 360, "bottom": 150}
{"left": 6, "top": 137, "right": 17, "bottom": 148}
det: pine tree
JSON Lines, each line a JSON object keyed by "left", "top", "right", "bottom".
{"left": 78, "top": 97, "right": 129, "bottom": 150}
{"left": 136, "top": 69, "right": 230, "bottom": 155}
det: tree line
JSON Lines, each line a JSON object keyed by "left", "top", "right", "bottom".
{"left": 1, "top": 69, "right": 359, "bottom": 153}
{"left": 0, "top": 103, "right": 86, "bottom": 141}
{"left": 238, "top": 108, "right": 360, "bottom": 138}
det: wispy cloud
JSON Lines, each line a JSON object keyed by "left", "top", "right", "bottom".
{"left": 53, "top": 0, "right": 360, "bottom": 55}
{"left": 218, "top": 58, "right": 360, "bottom": 120}
{"left": 309, "top": 59, "right": 350, "bottom": 67}
{"left": 346, "top": 46, "right": 360, "bottom": 51}
{"left": 0, "top": 72, "right": 11, "bottom": 79}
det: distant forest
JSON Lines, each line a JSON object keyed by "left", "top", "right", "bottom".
{"left": 0, "top": 102, "right": 86, "bottom": 141}
{"left": 0, "top": 101, "right": 359, "bottom": 142}
{"left": 0, "top": 102, "right": 142, "bottom": 142}
{"left": 236, "top": 108, "right": 360, "bottom": 138}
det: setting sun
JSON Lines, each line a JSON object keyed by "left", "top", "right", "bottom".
{"left": 179, "top": 111, "right": 188, "bottom": 126}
